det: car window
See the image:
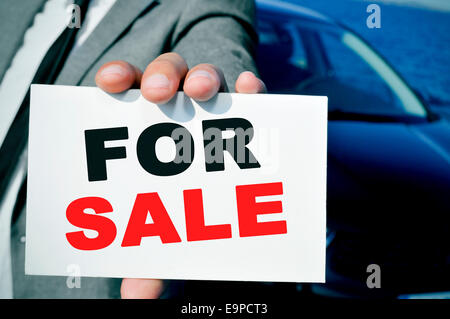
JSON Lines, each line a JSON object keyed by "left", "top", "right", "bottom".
{"left": 256, "top": 20, "right": 312, "bottom": 92}
{"left": 319, "top": 31, "right": 404, "bottom": 110}
{"left": 340, "top": 31, "right": 427, "bottom": 117}
{"left": 256, "top": 16, "right": 427, "bottom": 118}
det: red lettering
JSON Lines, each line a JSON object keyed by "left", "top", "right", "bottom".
{"left": 66, "top": 182, "right": 286, "bottom": 250}
{"left": 236, "top": 182, "right": 286, "bottom": 237}
{"left": 121, "top": 193, "right": 181, "bottom": 246}
{"left": 66, "top": 197, "right": 117, "bottom": 250}
{"left": 184, "top": 189, "right": 232, "bottom": 241}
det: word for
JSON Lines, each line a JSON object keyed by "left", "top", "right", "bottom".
{"left": 85, "top": 118, "right": 260, "bottom": 181}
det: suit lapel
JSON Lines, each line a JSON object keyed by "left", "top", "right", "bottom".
{"left": 0, "top": 0, "right": 46, "bottom": 82}
{"left": 56, "top": 0, "right": 156, "bottom": 85}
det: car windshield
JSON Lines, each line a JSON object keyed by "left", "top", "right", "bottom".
{"left": 256, "top": 15, "right": 428, "bottom": 120}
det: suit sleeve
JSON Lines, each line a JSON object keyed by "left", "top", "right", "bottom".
{"left": 170, "top": 0, "right": 259, "bottom": 91}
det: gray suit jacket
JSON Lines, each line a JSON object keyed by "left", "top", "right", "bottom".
{"left": 1, "top": 0, "right": 258, "bottom": 298}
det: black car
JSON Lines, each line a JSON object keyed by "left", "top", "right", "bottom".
{"left": 254, "top": 0, "right": 450, "bottom": 298}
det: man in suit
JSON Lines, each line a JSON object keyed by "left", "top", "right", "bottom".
{"left": 0, "top": 0, "right": 266, "bottom": 298}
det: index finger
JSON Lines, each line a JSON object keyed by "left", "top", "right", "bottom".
{"left": 95, "top": 60, "right": 142, "bottom": 93}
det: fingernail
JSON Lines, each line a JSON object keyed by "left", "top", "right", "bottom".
{"left": 100, "top": 65, "right": 127, "bottom": 77}
{"left": 241, "top": 71, "right": 256, "bottom": 79}
{"left": 188, "top": 70, "right": 214, "bottom": 81}
{"left": 142, "top": 74, "right": 170, "bottom": 89}
{"left": 186, "top": 70, "right": 220, "bottom": 90}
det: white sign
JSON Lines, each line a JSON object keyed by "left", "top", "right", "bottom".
{"left": 26, "top": 84, "right": 327, "bottom": 283}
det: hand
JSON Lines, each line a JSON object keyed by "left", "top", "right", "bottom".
{"left": 95, "top": 52, "right": 266, "bottom": 103}
{"left": 95, "top": 52, "right": 266, "bottom": 299}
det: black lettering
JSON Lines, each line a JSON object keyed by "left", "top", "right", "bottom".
{"left": 136, "top": 123, "right": 194, "bottom": 176}
{"left": 84, "top": 127, "right": 128, "bottom": 181}
{"left": 202, "top": 118, "right": 260, "bottom": 172}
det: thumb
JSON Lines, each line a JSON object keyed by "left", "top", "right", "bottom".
{"left": 121, "top": 278, "right": 164, "bottom": 299}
